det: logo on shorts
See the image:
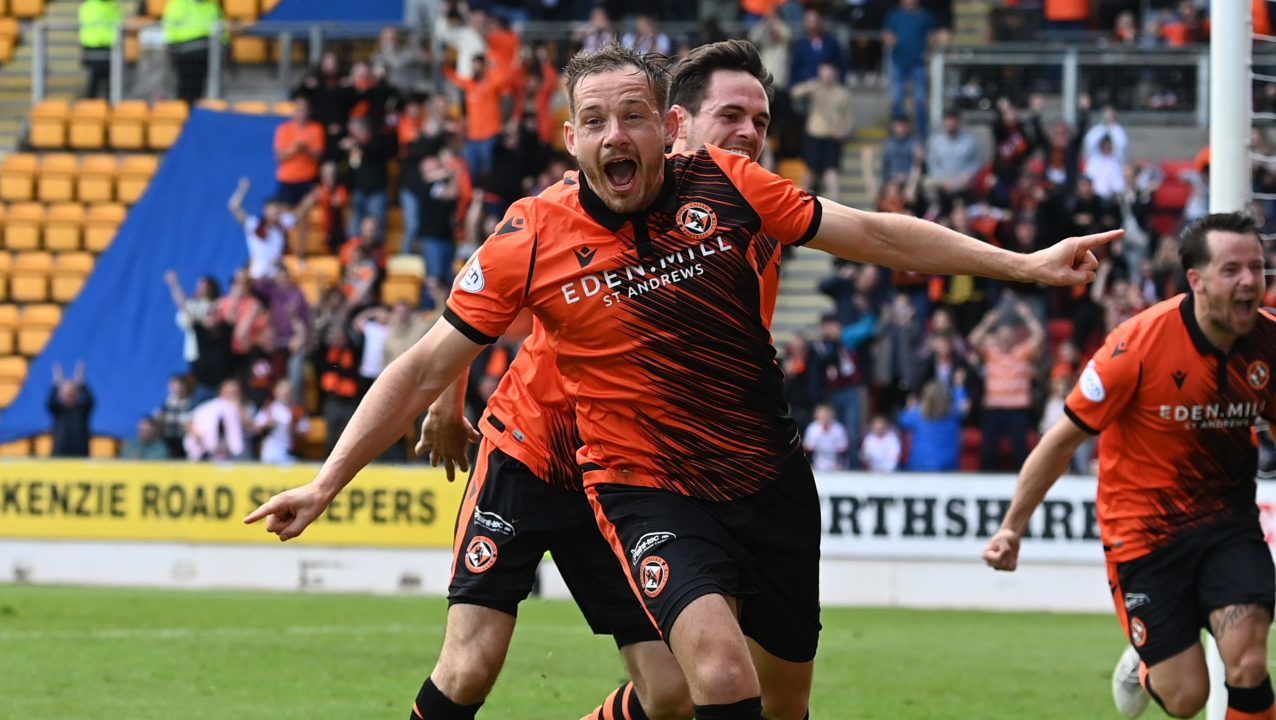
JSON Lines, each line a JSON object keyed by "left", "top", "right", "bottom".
{"left": 641, "top": 556, "right": 669, "bottom": 598}
{"left": 1249, "top": 361, "right": 1270, "bottom": 390}
{"left": 1124, "top": 593, "right": 1150, "bottom": 611}
{"left": 1130, "top": 617, "right": 1148, "bottom": 648}
{"left": 676, "top": 202, "right": 717, "bottom": 240}
{"left": 464, "top": 536, "right": 498, "bottom": 574}
{"left": 630, "top": 532, "right": 677, "bottom": 564}
{"left": 458, "top": 256, "right": 485, "bottom": 293}
{"left": 473, "top": 510, "right": 514, "bottom": 536}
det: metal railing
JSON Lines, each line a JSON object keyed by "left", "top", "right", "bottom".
{"left": 928, "top": 44, "right": 1250, "bottom": 130}
{"left": 29, "top": 18, "right": 888, "bottom": 106}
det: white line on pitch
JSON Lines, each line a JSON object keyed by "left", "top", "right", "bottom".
{"left": 0, "top": 621, "right": 598, "bottom": 642}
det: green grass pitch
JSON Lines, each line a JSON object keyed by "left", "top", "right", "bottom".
{"left": 0, "top": 584, "right": 1199, "bottom": 718}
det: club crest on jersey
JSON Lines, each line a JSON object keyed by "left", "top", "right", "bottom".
{"left": 641, "top": 556, "right": 669, "bottom": 598}
{"left": 465, "top": 536, "right": 498, "bottom": 573}
{"left": 676, "top": 202, "right": 717, "bottom": 240}
{"left": 1130, "top": 617, "right": 1148, "bottom": 648}
{"left": 457, "top": 256, "right": 485, "bottom": 293}
{"left": 1249, "top": 361, "right": 1270, "bottom": 390}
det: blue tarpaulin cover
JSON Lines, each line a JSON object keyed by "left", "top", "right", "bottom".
{"left": 0, "top": 109, "right": 283, "bottom": 441}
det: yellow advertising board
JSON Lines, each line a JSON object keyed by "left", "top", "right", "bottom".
{"left": 0, "top": 460, "right": 466, "bottom": 547}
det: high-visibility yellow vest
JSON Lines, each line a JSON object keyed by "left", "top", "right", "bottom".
{"left": 163, "top": 0, "right": 212, "bottom": 45}
{"left": 192, "top": 0, "right": 228, "bottom": 43}
{"left": 79, "top": 0, "right": 123, "bottom": 49}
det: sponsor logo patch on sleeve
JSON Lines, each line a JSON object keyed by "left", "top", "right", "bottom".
{"left": 1080, "top": 360, "right": 1106, "bottom": 403}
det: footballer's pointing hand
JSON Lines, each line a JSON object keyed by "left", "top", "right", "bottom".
{"left": 982, "top": 528, "right": 1023, "bottom": 571}
{"left": 243, "top": 482, "right": 332, "bottom": 542}
{"left": 1026, "top": 229, "right": 1123, "bottom": 287}
{"left": 416, "top": 411, "right": 481, "bottom": 482}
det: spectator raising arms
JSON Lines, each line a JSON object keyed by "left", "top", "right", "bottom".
{"left": 48, "top": 361, "right": 93, "bottom": 458}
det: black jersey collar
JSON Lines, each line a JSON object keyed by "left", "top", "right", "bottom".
{"left": 577, "top": 157, "right": 679, "bottom": 232}
{"left": 1180, "top": 292, "right": 1255, "bottom": 356}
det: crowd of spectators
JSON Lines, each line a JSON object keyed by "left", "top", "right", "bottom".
{"left": 46, "top": 1, "right": 1273, "bottom": 473}
{"left": 784, "top": 83, "right": 1276, "bottom": 473}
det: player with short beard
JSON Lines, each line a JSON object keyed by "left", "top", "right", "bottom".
{"left": 248, "top": 43, "right": 1119, "bottom": 720}
{"left": 985, "top": 212, "right": 1276, "bottom": 720}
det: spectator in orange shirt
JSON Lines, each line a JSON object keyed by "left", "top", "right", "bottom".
{"left": 969, "top": 299, "right": 1044, "bottom": 471}
{"left": 274, "top": 97, "right": 325, "bottom": 205}
{"left": 1044, "top": 0, "right": 1090, "bottom": 32}
{"left": 314, "top": 161, "right": 348, "bottom": 254}
{"left": 445, "top": 55, "right": 505, "bottom": 178}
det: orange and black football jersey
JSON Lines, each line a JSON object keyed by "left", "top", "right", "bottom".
{"left": 448, "top": 144, "right": 819, "bottom": 500}
{"left": 1066, "top": 294, "right": 1276, "bottom": 562}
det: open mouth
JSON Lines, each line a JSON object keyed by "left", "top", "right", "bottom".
{"left": 603, "top": 158, "right": 637, "bottom": 192}
{"left": 724, "top": 146, "right": 753, "bottom": 158}
{"left": 1235, "top": 298, "right": 1256, "bottom": 314}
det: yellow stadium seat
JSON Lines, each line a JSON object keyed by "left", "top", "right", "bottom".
{"left": 29, "top": 99, "right": 69, "bottom": 149}
{"left": 0, "top": 355, "right": 26, "bottom": 381}
{"left": 302, "top": 255, "right": 340, "bottom": 285}
{"left": 10, "top": 0, "right": 46, "bottom": 18}
{"left": 223, "top": 0, "right": 259, "bottom": 19}
{"left": 0, "top": 152, "right": 37, "bottom": 201}
{"left": 232, "top": 36, "right": 269, "bottom": 64}
{"left": 271, "top": 39, "right": 307, "bottom": 64}
{"left": 51, "top": 251, "right": 94, "bottom": 301}
{"left": 90, "top": 436, "right": 118, "bottom": 458}
{"left": 69, "top": 100, "right": 109, "bottom": 150}
{"left": 0, "top": 328, "right": 11, "bottom": 354}
{"left": 18, "top": 303, "right": 60, "bottom": 353}
{"left": 0, "top": 250, "right": 9, "bottom": 274}
{"left": 37, "top": 153, "right": 79, "bottom": 202}
{"left": 118, "top": 154, "right": 158, "bottom": 204}
{"left": 147, "top": 100, "right": 189, "bottom": 149}
{"left": 272, "top": 100, "right": 296, "bottom": 116}
{"left": 231, "top": 99, "right": 270, "bottom": 114}
{"left": 0, "top": 18, "right": 20, "bottom": 40}
{"left": 262, "top": 0, "right": 282, "bottom": 11}
{"left": 0, "top": 304, "right": 16, "bottom": 328}
{"left": 388, "top": 254, "right": 426, "bottom": 279}
{"left": 77, "top": 154, "right": 117, "bottom": 203}
{"left": 10, "top": 251, "right": 51, "bottom": 303}
{"left": 44, "top": 203, "right": 86, "bottom": 252}
{"left": 297, "top": 276, "right": 321, "bottom": 305}
{"left": 33, "top": 434, "right": 52, "bottom": 457}
{"left": 197, "top": 98, "right": 228, "bottom": 111}
{"left": 108, "top": 100, "right": 149, "bottom": 150}
{"left": 381, "top": 277, "right": 421, "bottom": 306}
{"left": 85, "top": 203, "right": 126, "bottom": 253}
{"left": 20, "top": 303, "right": 60, "bottom": 327}
{"left": 4, "top": 202, "right": 45, "bottom": 251}
{"left": 0, "top": 437, "right": 29, "bottom": 455}
{"left": 0, "top": 37, "right": 15, "bottom": 65}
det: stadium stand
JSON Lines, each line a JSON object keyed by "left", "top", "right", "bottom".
{"left": 0, "top": 108, "right": 279, "bottom": 442}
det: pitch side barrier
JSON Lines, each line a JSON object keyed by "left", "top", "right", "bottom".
{"left": 1, "top": 463, "right": 1272, "bottom": 611}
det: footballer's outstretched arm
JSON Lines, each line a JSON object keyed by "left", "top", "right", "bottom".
{"left": 982, "top": 415, "right": 1092, "bottom": 571}
{"left": 244, "top": 319, "right": 485, "bottom": 540}
{"left": 806, "top": 198, "right": 1122, "bottom": 287}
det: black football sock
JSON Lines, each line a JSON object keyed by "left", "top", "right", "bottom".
{"left": 694, "top": 697, "right": 764, "bottom": 720}
{"left": 410, "top": 677, "right": 483, "bottom": 720}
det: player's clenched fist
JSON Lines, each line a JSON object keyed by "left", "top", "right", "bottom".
{"left": 982, "top": 528, "right": 1022, "bottom": 571}
{"left": 243, "top": 482, "right": 333, "bottom": 542}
